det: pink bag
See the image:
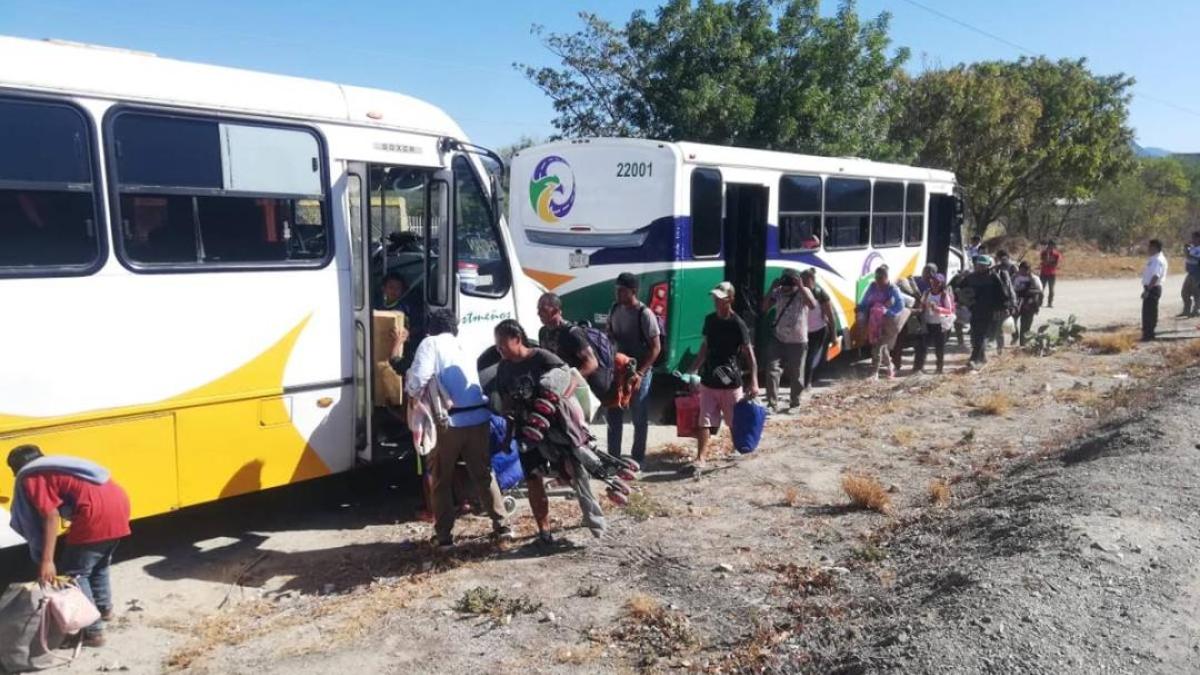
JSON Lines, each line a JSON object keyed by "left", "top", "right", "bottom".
{"left": 45, "top": 583, "right": 100, "bottom": 635}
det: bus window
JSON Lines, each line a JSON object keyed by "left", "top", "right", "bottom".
{"left": 824, "top": 178, "right": 869, "bottom": 249}
{"left": 0, "top": 97, "right": 100, "bottom": 275}
{"left": 905, "top": 183, "right": 926, "bottom": 246}
{"left": 779, "top": 174, "right": 821, "bottom": 252}
{"left": 871, "top": 181, "right": 904, "bottom": 248}
{"left": 690, "top": 168, "right": 722, "bottom": 258}
{"left": 111, "top": 112, "right": 328, "bottom": 268}
{"left": 453, "top": 155, "right": 510, "bottom": 297}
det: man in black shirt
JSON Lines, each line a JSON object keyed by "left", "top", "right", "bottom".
{"left": 684, "top": 282, "right": 760, "bottom": 467}
{"left": 954, "top": 255, "right": 1006, "bottom": 367}
{"left": 537, "top": 292, "right": 612, "bottom": 399}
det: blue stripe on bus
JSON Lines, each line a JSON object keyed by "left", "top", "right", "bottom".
{"left": 583, "top": 216, "right": 844, "bottom": 279}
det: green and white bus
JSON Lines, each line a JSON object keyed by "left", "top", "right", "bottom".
{"left": 509, "top": 138, "right": 964, "bottom": 371}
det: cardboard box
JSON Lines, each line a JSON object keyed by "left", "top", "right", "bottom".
{"left": 372, "top": 310, "right": 407, "bottom": 407}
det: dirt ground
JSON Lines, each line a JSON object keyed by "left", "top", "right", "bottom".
{"left": 5, "top": 277, "right": 1200, "bottom": 674}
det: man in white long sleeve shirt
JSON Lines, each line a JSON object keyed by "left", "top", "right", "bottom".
{"left": 1141, "top": 239, "right": 1168, "bottom": 342}
{"left": 404, "top": 308, "right": 510, "bottom": 547}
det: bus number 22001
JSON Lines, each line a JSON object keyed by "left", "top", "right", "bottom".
{"left": 616, "top": 162, "right": 652, "bottom": 178}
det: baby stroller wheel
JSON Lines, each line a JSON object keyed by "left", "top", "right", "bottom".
{"left": 503, "top": 495, "right": 518, "bottom": 515}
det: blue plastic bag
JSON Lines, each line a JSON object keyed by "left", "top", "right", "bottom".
{"left": 488, "top": 415, "right": 524, "bottom": 491}
{"left": 731, "top": 398, "right": 766, "bottom": 454}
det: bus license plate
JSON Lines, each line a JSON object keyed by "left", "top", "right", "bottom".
{"left": 569, "top": 251, "right": 590, "bottom": 269}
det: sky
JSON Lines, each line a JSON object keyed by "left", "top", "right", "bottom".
{"left": 4, "top": 0, "right": 1198, "bottom": 153}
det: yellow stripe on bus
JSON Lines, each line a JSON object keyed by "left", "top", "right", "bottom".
{"left": 0, "top": 316, "right": 332, "bottom": 522}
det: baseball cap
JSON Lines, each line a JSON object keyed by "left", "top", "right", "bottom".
{"left": 710, "top": 281, "right": 735, "bottom": 299}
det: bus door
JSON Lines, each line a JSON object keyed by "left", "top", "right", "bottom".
{"left": 724, "top": 183, "right": 770, "bottom": 340}
{"left": 353, "top": 162, "right": 452, "bottom": 462}
{"left": 928, "top": 192, "right": 964, "bottom": 277}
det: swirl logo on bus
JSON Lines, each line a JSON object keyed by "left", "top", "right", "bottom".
{"left": 529, "top": 155, "right": 576, "bottom": 224}
{"left": 861, "top": 252, "right": 885, "bottom": 277}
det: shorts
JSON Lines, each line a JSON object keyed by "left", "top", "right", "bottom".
{"left": 698, "top": 385, "right": 742, "bottom": 429}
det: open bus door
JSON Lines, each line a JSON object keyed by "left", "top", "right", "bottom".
{"left": 350, "top": 161, "right": 454, "bottom": 464}
{"left": 928, "top": 192, "right": 964, "bottom": 277}
{"left": 724, "top": 183, "right": 770, "bottom": 343}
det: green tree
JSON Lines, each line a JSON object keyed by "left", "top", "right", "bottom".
{"left": 1089, "top": 158, "right": 1190, "bottom": 248}
{"left": 895, "top": 57, "right": 1135, "bottom": 234}
{"left": 518, "top": 0, "right": 909, "bottom": 158}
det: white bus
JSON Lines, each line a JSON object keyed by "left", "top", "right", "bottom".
{"left": 0, "top": 37, "right": 542, "bottom": 547}
{"left": 509, "top": 138, "right": 964, "bottom": 371}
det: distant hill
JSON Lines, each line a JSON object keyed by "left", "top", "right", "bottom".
{"left": 1132, "top": 141, "right": 1173, "bottom": 158}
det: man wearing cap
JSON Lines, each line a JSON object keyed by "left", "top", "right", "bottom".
{"left": 605, "top": 272, "right": 661, "bottom": 465}
{"left": 761, "top": 269, "right": 816, "bottom": 412}
{"left": 955, "top": 255, "right": 1006, "bottom": 367}
{"left": 685, "top": 282, "right": 759, "bottom": 466}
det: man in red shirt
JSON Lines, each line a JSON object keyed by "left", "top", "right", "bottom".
{"left": 7, "top": 445, "right": 131, "bottom": 647}
{"left": 1039, "top": 240, "right": 1063, "bottom": 308}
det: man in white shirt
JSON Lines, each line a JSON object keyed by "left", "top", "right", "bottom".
{"left": 1141, "top": 239, "right": 1168, "bottom": 342}
{"left": 404, "top": 308, "right": 510, "bottom": 547}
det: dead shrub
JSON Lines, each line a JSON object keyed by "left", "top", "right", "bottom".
{"left": 657, "top": 442, "right": 693, "bottom": 463}
{"left": 972, "top": 393, "right": 1012, "bottom": 416}
{"left": 841, "top": 473, "right": 893, "bottom": 515}
{"left": 775, "top": 563, "right": 838, "bottom": 596}
{"left": 1083, "top": 330, "right": 1139, "bottom": 354}
{"left": 613, "top": 594, "right": 700, "bottom": 664}
{"left": 1054, "top": 384, "right": 1101, "bottom": 406}
{"left": 928, "top": 479, "right": 951, "bottom": 508}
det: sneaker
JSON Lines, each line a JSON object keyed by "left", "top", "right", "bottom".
{"left": 431, "top": 535, "right": 453, "bottom": 548}
{"left": 99, "top": 608, "right": 114, "bottom": 622}
{"left": 82, "top": 632, "right": 106, "bottom": 648}
{"left": 536, "top": 531, "right": 555, "bottom": 546}
{"left": 492, "top": 525, "right": 514, "bottom": 541}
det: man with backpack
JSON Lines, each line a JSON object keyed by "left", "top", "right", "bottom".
{"left": 953, "top": 255, "right": 1008, "bottom": 367}
{"left": 537, "top": 292, "right": 613, "bottom": 400}
{"left": 605, "top": 273, "right": 662, "bottom": 465}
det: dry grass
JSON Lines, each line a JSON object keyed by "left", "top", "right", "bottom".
{"left": 1166, "top": 337, "right": 1200, "bottom": 363}
{"left": 553, "top": 644, "right": 603, "bottom": 665}
{"left": 454, "top": 586, "right": 542, "bottom": 621}
{"left": 890, "top": 426, "right": 918, "bottom": 448}
{"left": 971, "top": 393, "right": 1013, "bottom": 416}
{"left": 657, "top": 442, "right": 693, "bottom": 463}
{"left": 841, "top": 473, "right": 893, "bottom": 515}
{"left": 624, "top": 593, "right": 661, "bottom": 621}
{"left": 928, "top": 479, "right": 952, "bottom": 508}
{"left": 624, "top": 491, "right": 672, "bottom": 521}
{"left": 1083, "top": 330, "right": 1139, "bottom": 354}
{"left": 782, "top": 485, "right": 804, "bottom": 507}
{"left": 1054, "top": 384, "right": 1102, "bottom": 406}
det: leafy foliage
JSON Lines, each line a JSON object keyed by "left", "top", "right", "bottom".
{"left": 518, "top": 0, "right": 909, "bottom": 158}
{"left": 893, "top": 57, "right": 1135, "bottom": 234}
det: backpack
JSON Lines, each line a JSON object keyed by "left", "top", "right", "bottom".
{"left": 609, "top": 303, "right": 666, "bottom": 364}
{"left": 576, "top": 324, "right": 615, "bottom": 374}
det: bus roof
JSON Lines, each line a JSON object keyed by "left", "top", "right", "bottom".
{"left": 0, "top": 35, "right": 466, "bottom": 139}
{"left": 533, "top": 137, "right": 956, "bottom": 184}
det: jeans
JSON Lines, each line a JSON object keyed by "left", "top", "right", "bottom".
{"left": 1018, "top": 311, "right": 1036, "bottom": 345}
{"left": 765, "top": 338, "right": 808, "bottom": 407}
{"left": 1143, "top": 286, "right": 1161, "bottom": 340}
{"left": 804, "top": 327, "right": 827, "bottom": 388}
{"left": 1040, "top": 274, "right": 1056, "bottom": 307}
{"left": 607, "top": 369, "right": 654, "bottom": 463}
{"left": 61, "top": 539, "right": 121, "bottom": 636}
{"left": 1182, "top": 273, "right": 1200, "bottom": 316}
